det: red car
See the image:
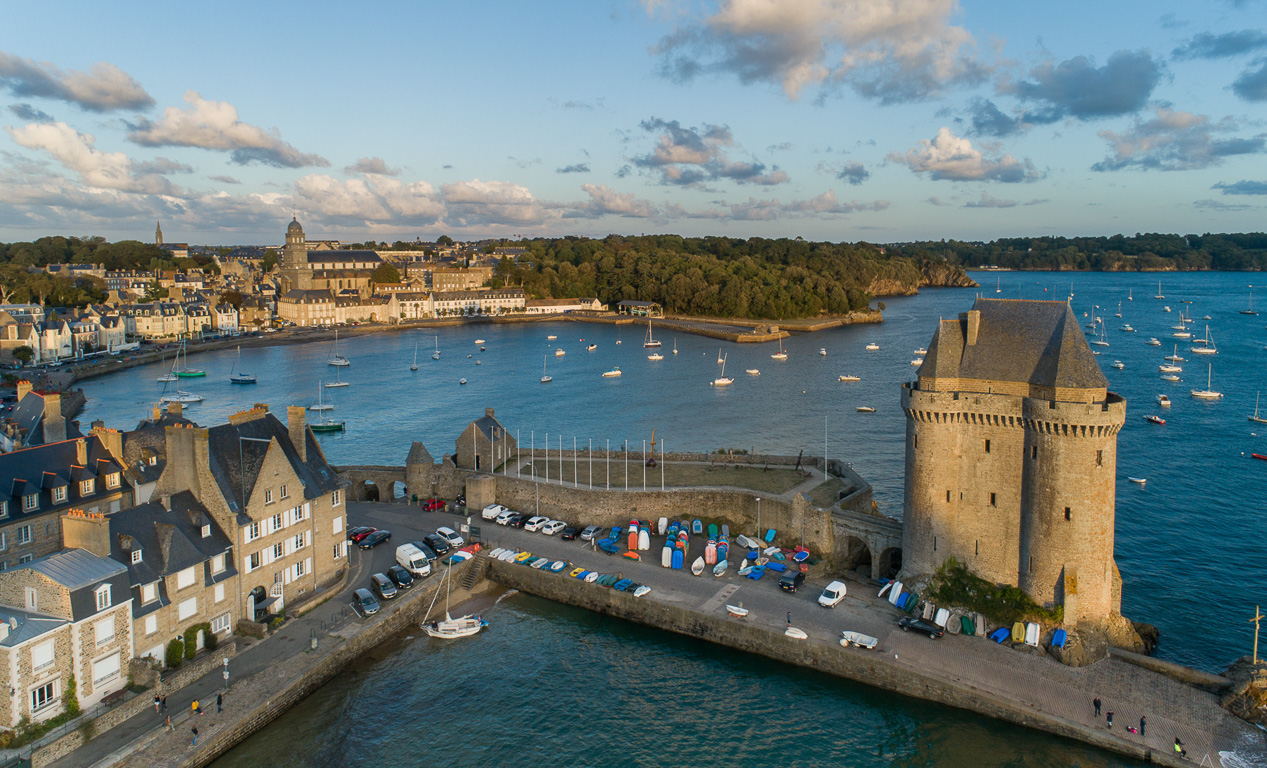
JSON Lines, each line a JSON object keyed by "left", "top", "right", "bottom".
{"left": 421, "top": 498, "right": 446, "bottom": 512}
{"left": 348, "top": 526, "right": 377, "bottom": 543}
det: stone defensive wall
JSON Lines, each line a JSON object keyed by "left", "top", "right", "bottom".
{"left": 486, "top": 558, "right": 1188, "bottom": 768}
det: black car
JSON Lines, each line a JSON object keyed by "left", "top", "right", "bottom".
{"left": 423, "top": 533, "right": 451, "bottom": 555}
{"left": 898, "top": 617, "right": 945, "bottom": 639}
{"left": 359, "top": 530, "right": 391, "bottom": 549}
{"left": 560, "top": 526, "right": 578, "bottom": 541}
{"left": 409, "top": 541, "right": 439, "bottom": 562}
{"left": 778, "top": 570, "right": 806, "bottom": 593}
{"left": 347, "top": 526, "right": 375, "bottom": 542}
{"left": 506, "top": 513, "right": 527, "bottom": 529}
{"left": 370, "top": 573, "right": 397, "bottom": 600}
{"left": 353, "top": 588, "right": 380, "bottom": 617}
{"left": 387, "top": 565, "right": 414, "bottom": 590}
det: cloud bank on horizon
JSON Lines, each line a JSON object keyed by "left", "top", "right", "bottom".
{"left": 0, "top": 0, "right": 1264, "bottom": 243}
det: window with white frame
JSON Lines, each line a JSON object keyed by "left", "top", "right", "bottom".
{"left": 280, "top": 484, "right": 288, "bottom": 499}
{"left": 0, "top": 532, "right": 7, "bottom": 551}
{"left": 331, "top": 490, "right": 342, "bottom": 507}
{"left": 293, "top": 531, "right": 307, "bottom": 551}
{"left": 272, "top": 542, "right": 283, "bottom": 560}
{"left": 211, "top": 612, "right": 231, "bottom": 634}
{"left": 92, "top": 652, "right": 120, "bottom": 686}
{"left": 52, "top": 486, "right": 66, "bottom": 503}
{"left": 95, "top": 614, "right": 115, "bottom": 645}
{"left": 178, "top": 597, "right": 197, "bottom": 621}
{"left": 141, "top": 583, "right": 157, "bottom": 603}
{"left": 105, "top": 473, "right": 120, "bottom": 489}
{"left": 246, "top": 521, "right": 260, "bottom": 542}
{"left": 214, "top": 583, "right": 225, "bottom": 603}
{"left": 17, "top": 554, "right": 32, "bottom": 564}
{"left": 201, "top": 524, "right": 210, "bottom": 539}
{"left": 95, "top": 584, "right": 111, "bottom": 611}
{"left": 30, "top": 681, "right": 56, "bottom": 712}
{"left": 293, "top": 558, "right": 307, "bottom": 579}
{"left": 0, "top": 500, "right": 7, "bottom": 518}
{"left": 144, "top": 614, "right": 157, "bottom": 635}
{"left": 245, "top": 551, "right": 260, "bottom": 573}
{"left": 176, "top": 567, "right": 195, "bottom": 590}
{"left": 271, "top": 513, "right": 282, "bottom": 533}
{"left": 264, "top": 489, "right": 273, "bottom": 505}
{"left": 80, "top": 479, "right": 94, "bottom": 496}
{"left": 130, "top": 548, "right": 142, "bottom": 564}
{"left": 23, "top": 494, "right": 37, "bottom": 511}
{"left": 212, "top": 553, "right": 225, "bottom": 574}
{"left": 31, "top": 640, "right": 54, "bottom": 672}
{"left": 16, "top": 525, "right": 31, "bottom": 545}
{"left": 333, "top": 516, "right": 343, "bottom": 535}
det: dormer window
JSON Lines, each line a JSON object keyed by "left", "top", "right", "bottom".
{"left": 24, "top": 493, "right": 38, "bottom": 511}
{"left": 148, "top": 456, "right": 157, "bottom": 466}
{"left": 95, "top": 583, "right": 111, "bottom": 611}
{"left": 201, "top": 524, "right": 210, "bottom": 539}
{"left": 52, "top": 487, "right": 66, "bottom": 503}
{"left": 80, "top": 479, "right": 94, "bottom": 496}
{"left": 105, "top": 473, "right": 120, "bottom": 490}
{"left": 131, "top": 548, "right": 142, "bottom": 564}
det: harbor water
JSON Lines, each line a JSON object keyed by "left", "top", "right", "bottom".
{"left": 72, "top": 272, "right": 1264, "bottom": 765}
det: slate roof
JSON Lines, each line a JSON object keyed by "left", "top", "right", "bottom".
{"left": 467, "top": 413, "right": 510, "bottom": 442}
{"left": 0, "top": 436, "right": 128, "bottom": 522}
{"left": 918, "top": 298, "right": 1108, "bottom": 391}
{"left": 6, "top": 391, "right": 83, "bottom": 447}
{"left": 306, "top": 250, "right": 381, "bottom": 265}
{"left": 24, "top": 547, "right": 126, "bottom": 591}
{"left": 0, "top": 606, "right": 68, "bottom": 648}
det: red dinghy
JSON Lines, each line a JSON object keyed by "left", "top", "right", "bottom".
{"left": 1253, "top": 454, "right": 1267, "bottom": 461}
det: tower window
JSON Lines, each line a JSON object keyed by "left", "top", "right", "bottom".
{"left": 933, "top": 536, "right": 937, "bottom": 552}
{"left": 946, "top": 490, "right": 951, "bottom": 503}
{"left": 989, "top": 492, "right": 997, "bottom": 507}
{"left": 1064, "top": 507, "right": 1071, "bottom": 521}
{"left": 1028, "top": 556, "right": 1033, "bottom": 574}
{"left": 975, "top": 540, "right": 979, "bottom": 556}
{"left": 914, "top": 435, "right": 918, "bottom": 449}
{"left": 1096, "top": 450, "right": 1103, "bottom": 466}
{"left": 1031, "top": 446, "right": 1038, "bottom": 459}
{"left": 984, "top": 439, "right": 991, "bottom": 453}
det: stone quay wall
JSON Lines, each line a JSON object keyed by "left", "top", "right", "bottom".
{"left": 486, "top": 558, "right": 1186, "bottom": 768}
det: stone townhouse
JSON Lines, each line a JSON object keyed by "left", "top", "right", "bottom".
{"left": 0, "top": 317, "right": 41, "bottom": 366}
{"left": 154, "top": 406, "right": 347, "bottom": 623}
{"left": 97, "top": 403, "right": 194, "bottom": 505}
{"left": 37, "top": 320, "right": 73, "bottom": 362}
{"left": 0, "top": 383, "right": 82, "bottom": 453}
{"left": 524, "top": 297, "right": 605, "bottom": 314}
{"left": 211, "top": 304, "right": 238, "bottom": 334}
{"left": 62, "top": 496, "right": 236, "bottom": 666}
{"left": 383, "top": 291, "right": 431, "bottom": 322}
{"left": 431, "top": 288, "right": 526, "bottom": 317}
{"left": 124, "top": 303, "right": 186, "bottom": 340}
{"left": 0, "top": 548, "right": 133, "bottom": 726}
{"left": 0, "top": 435, "right": 131, "bottom": 571}
{"left": 183, "top": 303, "right": 212, "bottom": 337}
{"left": 453, "top": 408, "right": 517, "bottom": 472}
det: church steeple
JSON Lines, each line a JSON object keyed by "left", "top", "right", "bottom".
{"left": 155, "top": 221, "right": 163, "bottom": 245}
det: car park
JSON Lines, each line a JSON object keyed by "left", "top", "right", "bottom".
{"left": 359, "top": 530, "right": 391, "bottom": 549}
{"left": 541, "top": 520, "right": 566, "bottom": 536}
{"left": 778, "top": 571, "right": 806, "bottom": 593}
{"left": 524, "top": 516, "right": 549, "bottom": 532}
{"left": 423, "top": 534, "right": 451, "bottom": 554}
{"left": 898, "top": 617, "right": 944, "bottom": 639}
{"left": 818, "top": 580, "right": 847, "bottom": 607}
{"left": 482, "top": 504, "right": 508, "bottom": 521}
{"left": 353, "top": 588, "right": 380, "bottom": 617}
{"left": 506, "top": 513, "right": 527, "bottom": 528}
{"left": 495, "top": 510, "right": 517, "bottom": 525}
{"left": 395, "top": 544, "right": 432, "bottom": 577}
{"left": 371, "top": 573, "right": 397, "bottom": 600}
{"left": 560, "top": 526, "right": 578, "bottom": 541}
{"left": 347, "top": 526, "right": 376, "bottom": 543}
{"left": 387, "top": 565, "right": 415, "bottom": 590}
{"left": 580, "top": 525, "right": 603, "bottom": 541}
{"left": 437, "top": 526, "right": 464, "bottom": 547}
{"left": 409, "top": 541, "right": 438, "bottom": 562}
{"left": 421, "top": 498, "right": 446, "bottom": 512}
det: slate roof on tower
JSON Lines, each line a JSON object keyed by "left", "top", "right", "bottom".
{"left": 918, "top": 298, "right": 1108, "bottom": 391}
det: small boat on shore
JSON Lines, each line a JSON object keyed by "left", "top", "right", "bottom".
{"left": 726, "top": 603, "right": 747, "bottom": 618}
{"left": 713, "top": 559, "right": 729, "bottom": 577}
{"left": 785, "top": 627, "right": 808, "bottom": 640}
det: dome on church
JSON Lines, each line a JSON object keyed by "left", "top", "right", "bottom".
{"left": 287, "top": 217, "right": 303, "bottom": 233}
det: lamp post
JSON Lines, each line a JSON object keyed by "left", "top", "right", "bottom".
{"left": 756, "top": 497, "right": 761, "bottom": 540}
{"left": 222, "top": 656, "right": 229, "bottom": 690}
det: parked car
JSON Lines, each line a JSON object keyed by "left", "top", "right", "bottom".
{"left": 580, "top": 525, "right": 603, "bottom": 541}
{"left": 898, "top": 617, "right": 944, "bottom": 639}
{"left": 524, "top": 516, "right": 549, "bottom": 532}
{"left": 423, "top": 534, "right": 451, "bottom": 555}
{"left": 370, "top": 573, "right": 397, "bottom": 600}
{"left": 482, "top": 504, "right": 508, "bottom": 521}
{"left": 778, "top": 571, "right": 806, "bottom": 593}
{"left": 560, "top": 526, "right": 578, "bottom": 541}
{"left": 353, "top": 588, "right": 380, "bottom": 617}
{"left": 421, "top": 498, "right": 446, "bottom": 512}
{"left": 495, "top": 509, "right": 518, "bottom": 525}
{"left": 347, "top": 526, "right": 376, "bottom": 543}
{"left": 436, "top": 526, "right": 464, "bottom": 548}
{"left": 359, "top": 530, "right": 391, "bottom": 549}
{"left": 409, "top": 541, "right": 439, "bottom": 562}
{"left": 542, "top": 520, "right": 566, "bottom": 536}
{"left": 387, "top": 565, "right": 415, "bottom": 590}
{"left": 395, "top": 544, "right": 432, "bottom": 577}
{"left": 818, "top": 580, "right": 847, "bottom": 608}
{"left": 505, "top": 513, "right": 527, "bottom": 529}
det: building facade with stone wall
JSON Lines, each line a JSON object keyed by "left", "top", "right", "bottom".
{"left": 900, "top": 298, "right": 1126, "bottom": 627}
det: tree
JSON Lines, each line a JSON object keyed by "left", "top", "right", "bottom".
{"left": 370, "top": 263, "right": 400, "bottom": 284}
{"left": 143, "top": 280, "right": 167, "bottom": 301}
{"left": 218, "top": 290, "right": 245, "bottom": 308}
{"left": 261, "top": 249, "right": 279, "bottom": 273}
{"left": 436, "top": 235, "right": 453, "bottom": 246}
{"left": 12, "top": 346, "right": 33, "bottom": 366}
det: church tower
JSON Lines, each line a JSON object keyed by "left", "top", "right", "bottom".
{"left": 155, "top": 221, "right": 163, "bottom": 245}
{"left": 280, "top": 216, "right": 309, "bottom": 294}
{"left": 900, "top": 299, "right": 1126, "bottom": 628}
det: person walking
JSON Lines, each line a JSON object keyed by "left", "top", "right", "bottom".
{"left": 1093, "top": 697, "right": 1101, "bottom": 717}
{"left": 1106, "top": 710, "right": 1114, "bottom": 729}
{"left": 786, "top": 611, "right": 792, "bottom": 627}
{"left": 192, "top": 726, "right": 199, "bottom": 747}
{"left": 160, "top": 694, "right": 167, "bottom": 713}
{"left": 216, "top": 692, "right": 222, "bottom": 713}
{"left": 1140, "top": 716, "right": 1146, "bottom": 737}
{"left": 154, "top": 694, "right": 161, "bottom": 713}
{"left": 1174, "top": 738, "right": 1186, "bottom": 758}
{"left": 164, "top": 715, "right": 173, "bottom": 733}
{"left": 193, "top": 699, "right": 202, "bottom": 716}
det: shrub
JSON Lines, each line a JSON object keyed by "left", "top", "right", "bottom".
{"left": 926, "top": 558, "right": 1061, "bottom": 627}
{"left": 183, "top": 623, "right": 211, "bottom": 660}
{"left": 165, "top": 638, "right": 185, "bottom": 669}
{"left": 63, "top": 675, "right": 79, "bottom": 718}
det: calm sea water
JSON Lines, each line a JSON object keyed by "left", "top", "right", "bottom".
{"left": 77, "top": 273, "right": 1265, "bottom": 766}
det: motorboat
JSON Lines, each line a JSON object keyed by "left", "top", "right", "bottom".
{"left": 474, "top": 339, "right": 485, "bottom": 344}
{"left": 746, "top": 369, "right": 760, "bottom": 375}
{"left": 1159, "top": 363, "right": 1181, "bottom": 373}
{"left": 856, "top": 406, "right": 876, "bottom": 413}
{"left": 911, "top": 358, "right": 924, "bottom": 366}
{"left": 1146, "top": 338, "right": 1161, "bottom": 346}
{"left": 1110, "top": 361, "right": 1124, "bottom": 369}
{"left": 459, "top": 378, "right": 467, "bottom": 385}
{"left": 1156, "top": 394, "right": 1170, "bottom": 407}
{"left": 648, "top": 352, "right": 664, "bottom": 361}
{"left": 914, "top": 347, "right": 927, "bottom": 355}
{"left": 1144, "top": 415, "right": 1165, "bottom": 425}
{"left": 1128, "top": 477, "right": 1147, "bottom": 484}
{"left": 547, "top": 335, "right": 557, "bottom": 340}
{"left": 555, "top": 348, "right": 566, "bottom": 357}
{"left": 586, "top": 344, "right": 597, "bottom": 351}
{"left": 1161, "top": 373, "right": 1181, "bottom": 382}
{"left": 819, "top": 348, "right": 827, "bottom": 356}
{"left": 602, "top": 368, "right": 622, "bottom": 378}
{"left": 838, "top": 374, "right": 860, "bottom": 382}
{"left": 865, "top": 343, "right": 879, "bottom": 351}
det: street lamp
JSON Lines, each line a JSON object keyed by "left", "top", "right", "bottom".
{"left": 756, "top": 497, "right": 761, "bottom": 540}
{"left": 222, "top": 656, "right": 229, "bottom": 690}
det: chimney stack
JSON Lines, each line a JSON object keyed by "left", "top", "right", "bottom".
{"left": 160, "top": 493, "right": 171, "bottom": 510}
{"left": 62, "top": 509, "right": 110, "bottom": 558}
{"left": 90, "top": 426, "right": 122, "bottom": 459}
{"left": 74, "top": 438, "right": 87, "bottom": 466}
{"left": 15, "top": 380, "right": 32, "bottom": 402}
{"left": 485, "top": 407, "right": 495, "bottom": 419}
{"left": 166, "top": 401, "right": 183, "bottom": 419}
{"left": 42, "top": 393, "right": 65, "bottom": 443}
{"left": 287, "top": 406, "right": 307, "bottom": 462}
{"left": 966, "top": 309, "right": 981, "bottom": 346}
{"left": 151, "top": 406, "right": 162, "bottom": 422}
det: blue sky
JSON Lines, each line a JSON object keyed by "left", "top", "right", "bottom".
{"left": 1, "top": 0, "right": 1264, "bottom": 245}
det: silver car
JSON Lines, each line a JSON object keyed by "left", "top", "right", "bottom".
{"left": 579, "top": 525, "right": 603, "bottom": 541}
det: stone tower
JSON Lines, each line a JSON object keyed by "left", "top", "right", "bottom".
{"left": 155, "top": 221, "right": 163, "bottom": 245}
{"left": 280, "top": 216, "right": 308, "bottom": 294}
{"left": 900, "top": 298, "right": 1126, "bottom": 627}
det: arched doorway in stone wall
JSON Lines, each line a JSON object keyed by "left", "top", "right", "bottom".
{"left": 840, "top": 536, "right": 872, "bottom": 578}
{"left": 362, "top": 480, "right": 379, "bottom": 502}
{"left": 393, "top": 481, "right": 407, "bottom": 499}
{"left": 878, "top": 547, "right": 903, "bottom": 580}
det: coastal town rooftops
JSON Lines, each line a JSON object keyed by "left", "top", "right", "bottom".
{"left": 23, "top": 547, "right": 126, "bottom": 592}
{"left": 919, "top": 298, "right": 1108, "bottom": 392}
{"left": 0, "top": 436, "right": 128, "bottom": 521}
{"left": 7, "top": 390, "right": 83, "bottom": 447}
{"left": 305, "top": 251, "right": 381, "bottom": 265}
{"left": 0, "top": 606, "right": 68, "bottom": 647}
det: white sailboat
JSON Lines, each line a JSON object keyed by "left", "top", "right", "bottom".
{"left": 771, "top": 338, "right": 788, "bottom": 360}
{"left": 326, "top": 367, "right": 349, "bottom": 388}
{"left": 1190, "top": 364, "right": 1223, "bottom": 400}
{"left": 1242, "top": 286, "right": 1258, "bottom": 316}
{"left": 159, "top": 387, "right": 202, "bottom": 404}
{"left": 157, "top": 354, "right": 177, "bottom": 382}
{"left": 410, "top": 342, "right": 419, "bottom": 371}
{"left": 1191, "top": 326, "right": 1217, "bottom": 355}
{"left": 995, "top": 276, "right": 1001, "bottom": 293}
{"left": 432, "top": 335, "right": 441, "bottom": 360}
{"left": 713, "top": 354, "right": 733, "bottom": 386}
{"left": 328, "top": 330, "right": 350, "bottom": 366}
{"left": 643, "top": 321, "right": 661, "bottom": 348}
{"left": 540, "top": 355, "right": 552, "bottom": 384}
{"left": 1154, "top": 280, "right": 1164, "bottom": 300}
{"left": 672, "top": 339, "right": 678, "bottom": 355}
{"left": 1165, "top": 344, "right": 1185, "bottom": 362}
{"left": 1090, "top": 321, "right": 1110, "bottom": 347}
{"left": 308, "top": 383, "right": 334, "bottom": 412}
{"left": 1250, "top": 392, "right": 1267, "bottom": 424}
{"left": 422, "top": 562, "right": 485, "bottom": 639}
{"left": 229, "top": 345, "right": 256, "bottom": 384}
{"left": 173, "top": 339, "right": 205, "bottom": 378}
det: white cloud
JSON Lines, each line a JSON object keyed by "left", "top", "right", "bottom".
{"left": 567, "top": 184, "right": 659, "bottom": 218}
{"left": 440, "top": 179, "right": 549, "bottom": 227}
{"left": 291, "top": 174, "right": 444, "bottom": 225}
{"left": 1092, "top": 108, "right": 1266, "bottom": 171}
{"left": 127, "top": 91, "right": 328, "bottom": 168}
{"left": 633, "top": 118, "right": 790, "bottom": 186}
{"left": 649, "top": 0, "right": 987, "bottom": 103}
{"left": 6, "top": 122, "right": 180, "bottom": 195}
{"left": 345, "top": 156, "right": 399, "bottom": 176}
{"left": 890, "top": 127, "right": 1038, "bottom": 182}
{"left": 0, "top": 51, "right": 153, "bottom": 112}
{"left": 676, "top": 189, "right": 888, "bottom": 220}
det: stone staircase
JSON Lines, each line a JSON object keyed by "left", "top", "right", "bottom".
{"left": 460, "top": 551, "right": 487, "bottom": 591}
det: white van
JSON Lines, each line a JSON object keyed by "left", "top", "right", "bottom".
{"left": 396, "top": 544, "right": 432, "bottom": 577}
{"left": 481, "top": 503, "right": 507, "bottom": 521}
{"left": 818, "top": 580, "right": 847, "bottom": 608}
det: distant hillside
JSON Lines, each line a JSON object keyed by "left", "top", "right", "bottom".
{"left": 884, "top": 233, "right": 1267, "bottom": 272}
{"left": 499, "top": 235, "right": 976, "bottom": 320}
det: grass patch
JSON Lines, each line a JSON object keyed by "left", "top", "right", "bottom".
{"left": 926, "top": 558, "right": 1062, "bottom": 627}
{"left": 513, "top": 460, "right": 810, "bottom": 495}
{"left": 807, "top": 478, "right": 846, "bottom": 508}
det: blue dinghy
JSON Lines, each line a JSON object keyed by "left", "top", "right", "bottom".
{"left": 1051, "top": 628, "right": 1067, "bottom": 648}
{"left": 989, "top": 627, "right": 1011, "bottom": 643}
{"left": 614, "top": 579, "right": 634, "bottom": 591}
{"left": 598, "top": 539, "right": 620, "bottom": 554}
{"left": 671, "top": 549, "right": 684, "bottom": 569}
{"left": 692, "top": 519, "right": 703, "bottom": 535}
{"left": 765, "top": 562, "right": 786, "bottom": 573}
{"left": 745, "top": 567, "right": 765, "bottom": 580}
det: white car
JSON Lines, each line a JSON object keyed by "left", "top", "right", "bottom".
{"left": 523, "top": 516, "right": 550, "bottom": 532}
{"left": 481, "top": 504, "right": 507, "bottom": 521}
{"left": 436, "top": 526, "right": 464, "bottom": 548}
{"left": 818, "top": 580, "right": 847, "bottom": 608}
{"left": 495, "top": 510, "right": 517, "bottom": 526}
{"left": 541, "top": 520, "right": 566, "bottom": 536}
